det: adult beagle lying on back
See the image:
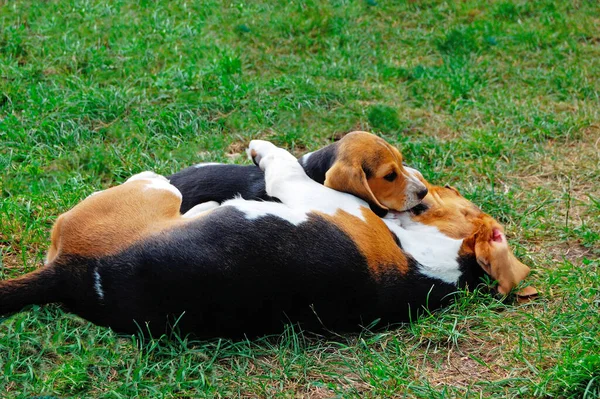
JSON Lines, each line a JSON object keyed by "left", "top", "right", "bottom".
{"left": 0, "top": 136, "right": 534, "bottom": 338}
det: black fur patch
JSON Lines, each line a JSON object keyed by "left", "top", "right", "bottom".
{"left": 168, "top": 165, "right": 271, "bottom": 213}
{"left": 408, "top": 203, "right": 429, "bottom": 216}
{"left": 301, "top": 142, "right": 339, "bottom": 184}
{"left": 457, "top": 253, "right": 488, "bottom": 293}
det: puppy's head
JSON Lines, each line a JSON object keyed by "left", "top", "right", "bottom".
{"left": 324, "top": 132, "right": 428, "bottom": 213}
{"left": 405, "top": 177, "right": 536, "bottom": 297}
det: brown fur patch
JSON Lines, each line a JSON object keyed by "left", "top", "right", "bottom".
{"left": 45, "top": 214, "right": 63, "bottom": 264}
{"left": 48, "top": 179, "right": 194, "bottom": 259}
{"left": 317, "top": 207, "right": 408, "bottom": 277}
{"left": 412, "top": 183, "right": 482, "bottom": 239}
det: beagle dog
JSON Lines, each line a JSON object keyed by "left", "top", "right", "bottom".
{"left": 171, "top": 134, "right": 536, "bottom": 298}
{"left": 0, "top": 140, "right": 533, "bottom": 338}
{"left": 172, "top": 131, "right": 428, "bottom": 217}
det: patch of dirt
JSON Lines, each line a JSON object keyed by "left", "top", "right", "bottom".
{"left": 262, "top": 383, "right": 338, "bottom": 399}
{"left": 42, "top": 67, "right": 59, "bottom": 76}
{"left": 3, "top": 381, "right": 16, "bottom": 395}
{"left": 0, "top": 246, "right": 42, "bottom": 278}
{"left": 513, "top": 124, "right": 600, "bottom": 200}
{"left": 333, "top": 372, "right": 371, "bottom": 395}
{"left": 0, "top": 246, "right": 25, "bottom": 270}
{"left": 301, "top": 386, "right": 336, "bottom": 399}
{"left": 418, "top": 347, "right": 504, "bottom": 391}
{"left": 508, "top": 125, "right": 600, "bottom": 262}
{"left": 545, "top": 241, "right": 594, "bottom": 262}
{"left": 226, "top": 140, "right": 248, "bottom": 161}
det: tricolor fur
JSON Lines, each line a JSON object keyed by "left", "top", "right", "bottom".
{"left": 0, "top": 136, "right": 534, "bottom": 338}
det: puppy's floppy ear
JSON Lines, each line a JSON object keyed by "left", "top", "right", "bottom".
{"left": 463, "top": 220, "right": 534, "bottom": 295}
{"left": 324, "top": 161, "right": 388, "bottom": 211}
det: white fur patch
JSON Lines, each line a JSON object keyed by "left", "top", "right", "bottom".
{"left": 94, "top": 269, "right": 104, "bottom": 300}
{"left": 194, "top": 162, "right": 223, "bottom": 168}
{"left": 385, "top": 211, "right": 433, "bottom": 232}
{"left": 126, "top": 171, "right": 166, "bottom": 183}
{"left": 384, "top": 219, "right": 463, "bottom": 285}
{"left": 399, "top": 167, "right": 428, "bottom": 211}
{"left": 183, "top": 201, "right": 220, "bottom": 218}
{"left": 224, "top": 192, "right": 366, "bottom": 225}
{"left": 126, "top": 171, "right": 183, "bottom": 199}
{"left": 299, "top": 151, "right": 313, "bottom": 166}
{"left": 404, "top": 166, "right": 424, "bottom": 180}
{"left": 143, "top": 178, "right": 183, "bottom": 199}
{"left": 223, "top": 199, "right": 309, "bottom": 226}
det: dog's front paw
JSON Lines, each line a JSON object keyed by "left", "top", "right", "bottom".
{"left": 247, "top": 140, "right": 279, "bottom": 169}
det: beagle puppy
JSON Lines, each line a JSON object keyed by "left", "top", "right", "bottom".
{"left": 172, "top": 131, "right": 428, "bottom": 217}
{"left": 0, "top": 140, "right": 533, "bottom": 338}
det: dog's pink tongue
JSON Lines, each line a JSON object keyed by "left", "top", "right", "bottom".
{"left": 492, "top": 228, "right": 503, "bottom": 243}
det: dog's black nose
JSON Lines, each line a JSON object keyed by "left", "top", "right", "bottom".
{"left": 417, "top": 188, "right": 428, "bottom": 200}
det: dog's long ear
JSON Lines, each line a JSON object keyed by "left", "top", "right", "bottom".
{"left": 463, "top": 220, "right": 534, "bottom": 295}
{"left": 324, "top": 161, "right": 388, "bottom": 211}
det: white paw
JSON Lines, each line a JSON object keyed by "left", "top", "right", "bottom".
{"left": 246, "top": 140, "right": 279, "bottom": 169}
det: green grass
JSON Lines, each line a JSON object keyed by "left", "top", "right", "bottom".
{"left": 1, "top": 0, "right": 599, "bottom": 397}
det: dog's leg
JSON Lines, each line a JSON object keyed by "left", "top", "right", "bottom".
{"left": 126, "top": 171, "right": 220, "bottom": 220}
{"left": 247, "top": 140, "right": 366, "bottom": 219}
{"left": 126, "top": 171, "right": 170, "bottom": 183}
{"left": 125, "top": 171, "right": 183, "bottom": 200}
{"left": 247, "top": 140, "right": 307, "bottom": 195}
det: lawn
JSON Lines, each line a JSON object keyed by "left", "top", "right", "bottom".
{"left": 1, "top": 0, "right": 599, "bottom": 397}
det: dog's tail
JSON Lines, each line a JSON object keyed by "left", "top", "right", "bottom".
{"left": 0, "top": 264, "right": 62, "bottom": 316}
